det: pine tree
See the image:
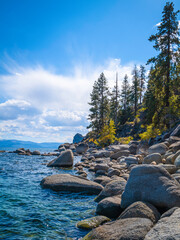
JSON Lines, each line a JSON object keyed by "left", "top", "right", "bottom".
{"left": 139, "top": 65, "right": 146, "bottom": 104}
{"left": 121, "top": 74, "right": 131, "bottom": 111}
{"left": 119, "top": 74, "right": 132, "bottom": 125}
{"left": 131, "top": 65, "right": 140, "bottom": 117}
{"left": 88, "top": 73, "right": 110, "bottom": 133}
{"left": 97, "top": 72, "right": 110, "bottom": 130}
{"left": 148, "top": 2, "right": 180, "bottom": 128}
{"left": 110, "top": 72, "right": 120, "bottom": 127}
{"left": 87, "top": 81, "right": 100, "bottom": 131}
{"left": 143, "top": 66, "right": 157, "bottom": 124}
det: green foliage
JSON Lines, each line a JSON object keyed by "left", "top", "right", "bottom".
{"left": 131, "top": 65, "right": 140, "bottom": 117}
{"left": 87, "top": 2, "right": 179, "bottom": 141}
{"left": 110, "top": 73, "right": 120, "bottom": 127}
{"left": 117, "top": 136, "right": 133, "bottom": 144}
{"left": 88, "top": 73, "right": 110, "bottom": 132}
{"left": 139, "top": 124, "right": 162, "bottom": 140}
{"left": 147, "top": 2, "right": 180, "bottom": 128}
{"left": 94, "top": 119, "right": 116, "bottom": 147}
{"left": 139, "top": 65, "right": 146, "bottom": 104}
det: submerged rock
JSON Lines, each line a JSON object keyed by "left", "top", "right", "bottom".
{"left": 32, "top": 150, "right": 41, "bottom": 155}
{"left": 41, "top": 174, "right": 103, "bottom": 194}
{"left": 77, "top": 216, "right": 110, "bottom": 229}
{"left": 121, "top": 165, "right": 180, "bottom": 209}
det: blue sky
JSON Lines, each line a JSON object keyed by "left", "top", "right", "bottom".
{"left": 0, "top": 0, "right": 179, "bottom": 142}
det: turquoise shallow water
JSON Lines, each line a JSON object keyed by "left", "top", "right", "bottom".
{"left": 0, "top": 150, "right": 96, "bottom": 240}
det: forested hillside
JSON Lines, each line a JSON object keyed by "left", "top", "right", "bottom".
{"left": 87, "top": 2, "right": 180, "bottom": 146}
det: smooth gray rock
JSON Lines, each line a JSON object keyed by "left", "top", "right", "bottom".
{"left": 32, "top": 150, "right": 41, "bottom": 155}
{"left": 58, "top": 146, "right": 66, "bottom": 152}
{"left": 145, "top": 208, "right": 180, "bottom": 240}
{"left": 94, "top": 150, "right": 111, "bottom": 158}
{"left": 175, "top": 155, "right": 180, "bottom": 168}
{"left": 94, "top": 176, "right": 112, "bottom": 186}
{"left": 143, "top": 153, "right": 162, "bottom": 164}
{"left": 148, "top": 143, "right": 168, "bottom": 155}
{"left": 160, "top": 207, "right": 179, "bottom": 219}
{"left": 107, "top": 168, "right": 120, "bottom": 177}
{"left": 73, "top": 133, "right": 84, "bottom": 144}
{"left": 168, "top": 136, "right": 180, "bottom": 145}
{"left": 161, "top": 164, "right": 177, "bottom": 174}
{"left": 124, "top": 156, "right": 138, "bottom": 166}
{"left": 41, "top": 174, "right": 103, "bottom": 194}
{"left": 94, "top": 164, "right": 109, "bottom": 172}
{"left": 76, "top": 143, "right": 88, "bottom": 154}
{"left": 95, "top": 178, "right": 126, "bottom": 202}
{"left": 129, "top": 144, "right": 138, "bottom": 155}
{"left": 83, "top": 218, "right": 153, "bottom": 240}
{"left": 118, "top": 201, "right": 160, "bottom": 224}
{"left": 121, "top": 165, "right": 180, "bottom": 209}
{"left": 47, "top": 150, "right": 73, "bottom": 167}
{"left": 169, "top": 141, "right": 180, "bottom": 153}
{"left": 96, "top": 196, "right": 122, "bottom": 218}
{"left": 110, "top": 150, "right": 130, "bottom": 160}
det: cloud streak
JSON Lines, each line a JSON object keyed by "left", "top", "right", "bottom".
{"left": 0, "top": 58, "right": 136, "bottom": 142}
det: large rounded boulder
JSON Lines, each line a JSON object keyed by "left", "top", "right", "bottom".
{"left": 95, "top": 178, "right": 126, "bottom": 202}
{"left": 148, "top": 143, "right": 168, "bottom": 155}
{"left": 47, "top": 150, "right": 73, "bottom": 167}
{"left": 96, "top": 196, "right": 122, "bottom": 218}
{"left": 143, "top": 153, "right": 162, "bottom": 164}
{"left": 76, "top": 143, "right": 89, "bottom": 154}
{"left": 118, "top": 201, "right": 160, "bottom": 224}
{"left": 83, "top": 218, "right": 153, "bottom": 240}
{"left": 145, "top": 208, "right": 180, "bottom": 240}
{"left": 41, "top": 174, "right": 103, "bottom": 194}
{"left": 121, "top": 165, "right": 180, "bottom": 209}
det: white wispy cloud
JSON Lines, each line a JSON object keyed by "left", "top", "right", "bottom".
{"left": 0, "top": 58, "right": 136, "bottom": 142}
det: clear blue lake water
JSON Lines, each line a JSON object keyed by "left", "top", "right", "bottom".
{"left": 0, "top": 149, "right": 96, "bottom": 240}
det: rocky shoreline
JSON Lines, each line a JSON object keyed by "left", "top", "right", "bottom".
{"left": 5, "top": 124, "right": 180, "bottom": 239}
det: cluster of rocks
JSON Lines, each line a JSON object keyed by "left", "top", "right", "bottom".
{"left": 40, "top": 124, "right": 180, "bottom": 239}
{"left": 12, "top": 148, "right": 41, "bottom": 156}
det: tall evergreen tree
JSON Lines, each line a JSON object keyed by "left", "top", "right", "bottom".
{"left": 97, "top": 72, "right": 110, "bottom": 130}
{"left": 148, "top": 2, "right": 180, "bottom": 128}
{"left": 121, "top": 74, "right": 131, "bottom": 111}
{"left": 139, "top": 65, "right": 146, "bottom": 104}
{"left": 131, "top": 65, "right": 140, "bottom": 117}
{"left": 110, "top": 72, "right": 120, "bottom": 127}
{"left": 119, "top": 74, "right": 132, "bottom": 124}
{"left": 87, "top": 81, "right": 100, "bottom": 131}
{"left": 143, "top": 66, "right": 157, "bottom": 125}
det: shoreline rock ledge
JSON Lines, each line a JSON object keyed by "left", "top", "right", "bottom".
{"left": 40, "top": 174, "right": 103, "bottom": 194}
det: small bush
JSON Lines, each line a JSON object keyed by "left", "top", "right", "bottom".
{"left": 139, "top": 124, "right": 162, "bottom": 140}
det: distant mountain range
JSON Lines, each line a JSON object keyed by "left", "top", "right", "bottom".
{"left": 0, "top": 139, "right": 62, "bottom": 150}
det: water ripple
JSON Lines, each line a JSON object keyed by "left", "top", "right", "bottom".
{"left": 0, "top": 150, "right": 96, "bottom": 239}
